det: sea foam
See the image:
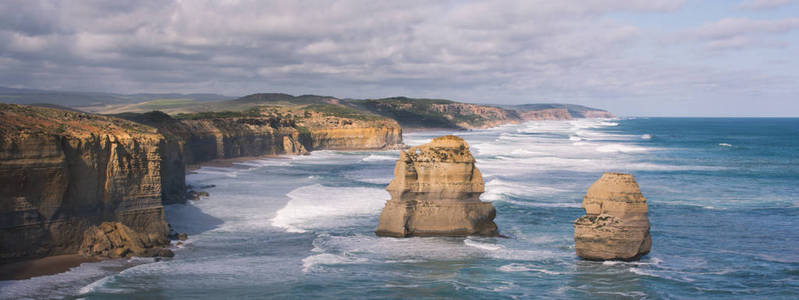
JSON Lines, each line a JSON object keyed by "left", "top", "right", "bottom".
{"left": 464, "top": 238, "right": 505, "bottom": 251}
{"left": 271, "top": 184, "right": 388, "bottom": 233}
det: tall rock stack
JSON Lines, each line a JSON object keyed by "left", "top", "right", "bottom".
{"left": 376, "top": 135, "right": 498, "bottom": 237}
{"left": 574, "top": 172, "right": 651, "bottom": 261}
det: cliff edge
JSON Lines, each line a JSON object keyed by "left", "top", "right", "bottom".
{"left": 0, "top": 104, "right": 170, "bottom": 262}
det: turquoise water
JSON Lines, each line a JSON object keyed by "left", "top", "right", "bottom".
{"left": 2, "top": 118, "right": 798, "bottom": 299}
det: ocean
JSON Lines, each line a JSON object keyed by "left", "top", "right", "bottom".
{"left": 2, "top": 118, "right": 798, "bottom": 299}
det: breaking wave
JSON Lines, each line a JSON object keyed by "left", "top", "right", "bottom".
{"left": 271, "top": 184, "right": 388, "bottom": 233}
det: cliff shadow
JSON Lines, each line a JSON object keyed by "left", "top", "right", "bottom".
{"left": 164, "top": 203, "right": 224, "bottom": 236}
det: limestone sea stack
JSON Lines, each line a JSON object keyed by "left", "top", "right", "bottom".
{"left": 573, "top": 172, "right": 651, "bottom": 261}
{"left": 376, "top": 135, "right": 498, "bottom": 237}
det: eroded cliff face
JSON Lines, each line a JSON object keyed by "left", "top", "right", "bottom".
{"left": 574, "top": 172, "right": 651, "bottom": 261}
{"left": 0, "top": 104, "right": 169, "bottom": 262}
{"left": 298, "top": 116, "right": 402, "bottom": 150}
{"left": 128, "top": 110, "right": 403, "bottom": 162}
{"left": 517, "top": 108, "right": 573, "bottom": 120}
{"left": 429, "top": 103, "right": 520, "bottom": 129}
{"left": 115, "top": 110, "right": 402, "bottom": 204}
{"left": 179, "top": 117, "right": 309, "bottom": 162}
{"left": 376, "top": 135, "right": 498, "bottom": 237}
{"left": 579, "top": 110, "right": 615, "bottom": 119}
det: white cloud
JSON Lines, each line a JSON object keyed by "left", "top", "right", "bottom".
{"left": 738, "top": 0, "right": 794, "bottom": 10}
{"left": 689, "top": 17, "right": 799, "bottom": 50}
{"left": 0, "top": 0, "right": 797, "bottom": 116}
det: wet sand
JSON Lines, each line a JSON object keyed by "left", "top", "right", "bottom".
{"left": 0, "top": 255, "right": 99, "bottom": 281}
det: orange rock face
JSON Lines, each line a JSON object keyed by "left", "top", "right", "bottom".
{"left": 574, "top": 173, "right": 651, "bottom": 261}
{"left": 376, "top": 135, "right": 498, "bottom": 237}
{"left": 0, "top": 104, "right": 170, "bottom": 262}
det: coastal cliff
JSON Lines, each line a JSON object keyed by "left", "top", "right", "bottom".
{"left": 299, "top": 115, "right": 402, "bottom": 150}
{"left": 0, "top": 104, "right": 170, "bottom": 262}
{"left": 174, "top": 116, "right": 310, "bottom": 161}
{"left": 0, "top": 103, "right": 403, "bottom": 262}
{"left": 115, "top": 108, "right": 402, "bottom": 203}
{"left": 376, "top": 135, "right": 498, "bottom": 237}
{"left": 78, "top": 92, "right": 613, "bottom": 131}
{"left": 510, "top": 104, "right": 615, "bottom": 120}
{"left": 352, "top": 97, "right": 613, "bottom": 130}
{"left": 120, "top": 107, "right": 403, "bottom": 160}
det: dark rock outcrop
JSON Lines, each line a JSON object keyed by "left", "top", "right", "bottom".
{"left": 574, "top": 172, "right": 651, "bottom": 261}
{"left": 376, "top": 135, "right": 498, "bottom": 237}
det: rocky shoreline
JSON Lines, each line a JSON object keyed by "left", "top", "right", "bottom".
{"left": 0, "top": 97, "right": 614, "bottom": 280}
{"left": 0, "top": 103, "right": 402, "bottom": 272}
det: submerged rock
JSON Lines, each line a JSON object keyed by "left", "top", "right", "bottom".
{"left": 574, "top": 173, "right": 651, "bottom": 261}
{"left": 79, "top": 222, "right": 173, "bottom": 259}
{"left": 376, "top": 135, "right": 498, "bottom": 237}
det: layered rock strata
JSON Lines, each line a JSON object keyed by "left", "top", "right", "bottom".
{"left": 573, "top": 172, "right": 651, "bottom": 261}
{"left": 376, "top": 135, "right": 498, "bottom": 237}
{"left": 0, "top": 104, "right": 170, "bottom": 262}
{"left": 118, "top": 111, "right": 402, "bottom": 205}
{"left": 299, "top": 116, "right": 402, "bottom": 150}
{"left": 79, "top": 222, "right": 173, "bottom": 258}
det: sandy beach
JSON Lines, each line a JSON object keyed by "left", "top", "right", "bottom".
{"left": 0, "top": 255, "right": 99, "bottom": 281}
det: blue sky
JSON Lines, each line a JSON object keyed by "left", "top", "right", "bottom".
{"left": 0, "top": 0, "right": 797, "bottom": 116}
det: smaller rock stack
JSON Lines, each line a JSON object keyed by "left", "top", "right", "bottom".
{"left": 375, "top": 135, "right": 498, "bottom": 237}
{"left": 574, "top": 172, "right": 651, "bottom": 261}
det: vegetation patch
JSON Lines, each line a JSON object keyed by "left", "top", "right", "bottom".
{"left": 303, "top": 103, "right": 384, "bottom": 121}
{"left": 174, "top": 107, "right": 262, "bottom": 120}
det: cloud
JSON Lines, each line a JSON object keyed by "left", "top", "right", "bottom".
{"left": 0, "top": 0, "right": 797, "bottom": 116}
{"left": 688, "top": 17, "right": 799, "bottom": 50}
{"left": 738, "top": 0, "right": 794, "bottom": 10}
{"left": 0, "top": 1, "right": 682, "bottom": 93}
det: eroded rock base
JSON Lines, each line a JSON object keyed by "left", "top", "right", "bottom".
{"left": 79, "top": 222, "right": 173, "bottom": 259}
{"left": 574, "top": 214, "right": 651, "bottom": 261}
{"left": 376, "top": 201, "right": 498, "bottom": 237}
{"left": 573, "top": 172, "right": 651, "bottom": 261}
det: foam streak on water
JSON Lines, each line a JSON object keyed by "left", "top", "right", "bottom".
{"left": 3, "top": 118, "right": 798, "bottom": 299}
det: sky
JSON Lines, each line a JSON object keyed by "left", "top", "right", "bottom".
{"left": 0, "top": 0, "right": 797, "bottom": 116}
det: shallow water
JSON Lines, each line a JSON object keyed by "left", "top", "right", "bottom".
{"left": 2, "top": 118, "right": 798, "bottom": 299}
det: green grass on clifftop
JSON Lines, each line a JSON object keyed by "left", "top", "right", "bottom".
{"left": 303, "top": 103, "right": 385, "bottom": 121}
